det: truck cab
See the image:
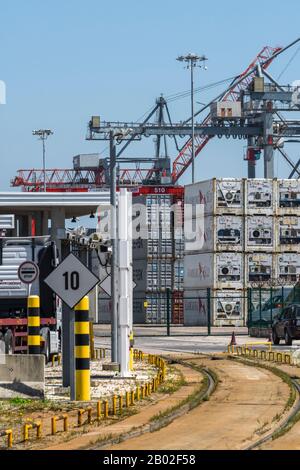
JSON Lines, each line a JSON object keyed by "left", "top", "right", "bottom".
{"left": 0, "top": 237, "right": 60, "bottom": 361}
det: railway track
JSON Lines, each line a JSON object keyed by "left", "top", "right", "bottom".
{"left": 177, "top": 354, "right": 300, "bottom": 451}
{"left": 107, "top": 354, "right": 300, "bottom": 450}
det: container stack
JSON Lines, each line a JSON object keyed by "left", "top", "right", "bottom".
{"left": 184, "top": 178, "right": 245, "bottom": 326}
{"left": 132, "top": 187, "right": 184, "bottom": 324}
{"left": 184, "top": 178, "right": 300, "bottom": 327}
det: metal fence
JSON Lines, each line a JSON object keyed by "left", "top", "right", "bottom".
{"left": 247, "top": 285, "right": 300, "bottom": 329}
{"left": 98, "top": 289, "right": 250, "bottom": 336}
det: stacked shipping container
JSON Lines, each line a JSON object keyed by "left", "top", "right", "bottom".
{"left": 184, "top": 178, "right": 300, "bottom": 327}
{"left": 132, "top": 187, "right": 184, "bottom": 324}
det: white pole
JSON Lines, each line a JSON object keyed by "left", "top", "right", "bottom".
{"left": 117, "top": 188, "right": 132, "bottom": 376}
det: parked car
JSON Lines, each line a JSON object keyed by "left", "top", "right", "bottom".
{"left": 250, "top": 289, "right": 291, "bottom": 326}
{"left": 272, "top": 304, "right": 300, "bottom": 345}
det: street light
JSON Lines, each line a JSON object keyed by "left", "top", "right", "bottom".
{"left": 177, "top": 53, "right": 207, "bottom": 183}
{"left": 32, "top": 129, "right": 54, "bottom": 192}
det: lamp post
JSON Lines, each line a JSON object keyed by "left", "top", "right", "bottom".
{"left": 32, "top": 129, "right": 54, "bottom": 192}
{"left": 177, "top": 53, "right": 207, "bottom": 183}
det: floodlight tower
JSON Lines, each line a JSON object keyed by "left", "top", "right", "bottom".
{"left": 32, "top": 129, "right": 54, "bottom": 191}
{"left": 177, "top": 53, "right": 207, "bottom": 183}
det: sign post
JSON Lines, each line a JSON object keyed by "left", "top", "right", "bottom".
{"left": 44, "top": 253, "right": 99, "bottom": 400}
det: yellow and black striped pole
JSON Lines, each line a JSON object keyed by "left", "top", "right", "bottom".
{"left": 27, "top": 296, "right": 40, "bottom": 354}
{"left": 129, "top": 331, "right": 134, "bottom": 371}
{"left": 75, "top": 296, "right": 90, "bottom": 401}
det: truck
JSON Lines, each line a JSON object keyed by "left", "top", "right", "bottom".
{"left": 0, "top": 236, "right": 61, "bottom": 361}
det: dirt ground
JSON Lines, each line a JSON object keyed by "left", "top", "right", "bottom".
{"left": 43, "top": 363, "right": 203, "bottom": 450}
{"left": 105, "top": 357, "right": 290, "bottom": 450}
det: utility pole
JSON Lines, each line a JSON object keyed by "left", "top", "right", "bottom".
{"left": 32, "top": 129, "right": 54, "bottom": 192}
{"left": 110, "top": 131, "right": 118, "bottom": 363}
{"left": 177, "top": 53, "right": 207, "bottom": 183}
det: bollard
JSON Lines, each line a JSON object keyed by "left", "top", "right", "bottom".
{"left": 103, "top": 400, "right": 109, "bottom": 418}
{"left": 97, "top": 401, "right": 102, "bottom": 421}
{"left": 6, "top": 430, "right": 13, "bottom": 449}
{"left": 276, "top": 352, "right": 283, "bottom": 363}
{"left": 136, "top": 386, "right": 141, "bottom": 401}
{"left": 78, "top": 409, "right": 85, "bottom": 426}
{"left": 87, "top": 407, "right": 92, "bottom": 424}
{"left": 141, "top": 385, "right": 145, "bottom": 399}
{"left": 62, "top": 415, "right": 68, "bottom": 432}
{"left": 285, "top": 354, "right": 291, "bottom": 365}
{"left": 261, "top": 350, "right": 267, "bottom": 360}
{"left": 35, "top": 421, "right": 42, "bottom": 439}
{"left": 129, "top": 332, "right": 134, "bottom": 371}
{"left": 126, "top": 391, "right": 130, "bottom": 407}
{"left": 23, "top": 423, "right": 33, "bottom": 442}
{"left": 268, "top": 351, "right": 275, "bottom": 361}
{"left": 51, "top": 416, "right": 57, "bottom": 435}
{"left": 112, "top": 395, "right": 117, "bottom": 416}
{"left": 119, "top": 395, "right": 123, "bottom": 414}
{"left": 74, "top": 296, "right": 90, "bottom": 401}
{"left": 130, "top": 390, "right": 135, "bottom": 405}
{"left": 27, "top": 296, "right": 40, "bottom": 354}
{"left": 51, "top": 415, "right": 68, "bottom": 434}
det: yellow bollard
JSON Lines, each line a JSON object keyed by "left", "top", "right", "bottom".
{"left": 126, "top": 391, "right": 130, "bottom": 407}
{"left": 276, "top": 352, "right": 283, "bottom": 363}
{"left": 103, "top": 400, "right": 109, "bottom": 418}
{"left": 63, "top": 414, "right": 68, "bottom": 432}
{"left": 27, "top": 296, "right": 40, "bottom": 355}
{"left": 141, "top": 385, "right": 145, "bottom": 399}
{"left": 74, "top": 297, "right": 90, "bottom": 401}
{"left": 285, "top": 354, "right": 291, "bottom": 365}
{"left": 87, "top": 407, "right": 92, "bottom": 424}
{"left": 35, "top": 421, "right": 42, "bottom": 439}
{"left": 130, "top": 390, "right": 135, "bottom": 405}
{"left": 23, "top": 423, "right": 32, "bottom": 442}
{"left": 6, "top": 430, "right": 13, "bottom": 449}
{"left": 112, "top": 395, "right": 117, "bottom": 416}
{"left": 51, "top": 416, "right": 57, "bottom": 435}
{"left": 119, "top": 395, "right": 123, "bottom": 414}
{"left": 78, "top": 409, "right": 85, "bottom": 426}
{"left": 136, "top": 386, "right": 141, "bottom": 401}
{"left": 97, "top": 401, "right": 102, "bottom": 421}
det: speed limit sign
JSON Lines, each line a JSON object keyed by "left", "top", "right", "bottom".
{"left": 44, "top": 253, "right": 99, "bottom": 309}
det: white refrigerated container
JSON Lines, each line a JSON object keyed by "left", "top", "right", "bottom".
{"left": 277, "top": 179, "right": 300, "bottom": 215}
{"left": 244, "top": 179, "right": 275, "bottom": 215}
{"left": 245, "top": 253, "right": 274, "bottom": 286}
{"left": 184, "top": 289, "right": 245, "bottom": 327}
{"left": 245, "top": 216, "right": 274, "bottom": 251}
{"left": 275, "top": 253, "right": 300, "bottom": 284}
{"left": 185, "top": 215, "right": 244, "bottom": 253}
{"left": 277, "top": 216, "right": 300, "bottom": 252}
{"left": 185, "top": 178, "right": 243, "bottom": 216}
{"left": 184, "top": 252, "right": 244, "bottom": 290}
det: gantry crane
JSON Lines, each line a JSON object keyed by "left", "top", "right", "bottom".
{"left": 11, "top": 38, "right": 300, "bottom": 191}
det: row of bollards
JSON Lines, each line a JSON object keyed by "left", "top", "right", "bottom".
{"left": 0, "top": 349, "right": 167, "bottom": 449}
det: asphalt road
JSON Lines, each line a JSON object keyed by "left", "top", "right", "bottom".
{"left": 94, "top": 325, "right": 300, "bottom": 355}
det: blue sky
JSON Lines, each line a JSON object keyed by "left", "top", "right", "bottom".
{"left": 0, "top": 0, "right": 300, "bottom": 195}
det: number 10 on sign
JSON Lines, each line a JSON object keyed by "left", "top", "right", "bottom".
{"left": 44, "top": 253, "right": 99, "bottom": 309}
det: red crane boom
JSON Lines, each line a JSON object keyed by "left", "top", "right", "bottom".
{"left": 171, "top": 46, "right": 282, "bottom": 183}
